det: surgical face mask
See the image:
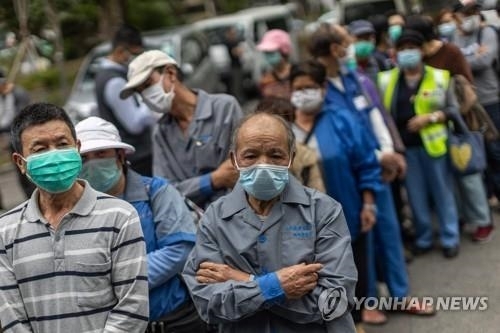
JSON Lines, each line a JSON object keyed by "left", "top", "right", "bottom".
{"left": 23, "top": 148, "right": 82, "bottom": 194}
{"left": 263, "top": 51, "right": 282, "bottom": 67}
{"left": 141, "top": 75, "right": 175, "bottom": 113}
{"left": 339, "top": 44, "right": 358, "bottom": 70}
{"left": 354, "top": 40, "right": 375, "bottom": 58}
{"left": 461, "top": 15, "right": 480, "bottom": 34}
{"left": 438, "top": 22, "right": 457, "bottom": 38}
{"left": 397, "top": 49, "right": 422, "bottom": 69}
{"left": 290, "top": 89, "right": 324, "bottom": 113}
{"left": 236, "top": 161, "right": 291, "bottom": 201}
{"left": 80, "top": 157, "right": 121, "bottom": 193}
{"left": 388, "top": 25, "right": 403, "bottom": 42}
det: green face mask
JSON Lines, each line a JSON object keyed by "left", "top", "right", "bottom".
{"left": 24, "top": 148, "right": 82, "bottom": 194}
{"left": 80, "top": 157, "right": 121, "bottom": 193}
{"left": 354, "top": 41, "right": 375, "bottom": 58}
{"left": 388, "top": 25, "right": 403, "bottom": 42}
{"left": 263, "top": 51, "right": 282, "bottom": 67}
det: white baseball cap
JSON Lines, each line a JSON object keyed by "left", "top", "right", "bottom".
{"left": 120, "top": 50, "right": 178, "bottom": 99}
{"left": 75, "top": 117, "right": 135, "bottom": 154}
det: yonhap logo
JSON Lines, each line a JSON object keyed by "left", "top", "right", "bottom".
{"left": 318, "top": 286, "right": 348, "bottom": 321}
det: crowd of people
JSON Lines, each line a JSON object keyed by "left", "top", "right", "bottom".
{"left": 0, "top": 0, "right": 499, "bottom": 332}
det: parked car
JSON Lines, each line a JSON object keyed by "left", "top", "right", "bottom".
{"left": 193, "top": 4, "right": 300, "bottom": 97}
{"left": 64, "top": 25, "right": 222, "bottom": 123}
{"left": 306, "top": 0, "right": 409, "bottom": 31}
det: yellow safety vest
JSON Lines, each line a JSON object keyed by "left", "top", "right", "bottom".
{"left": 377, "top": 66, "right": 450, "bottom": 157}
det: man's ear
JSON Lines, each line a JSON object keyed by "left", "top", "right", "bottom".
{"left": 76, "top": 139, "right": 81, "bottom": 153}
{"left": 329, "top": 43, "right": 338, "bottom": 58}
{"left": 290, "top": 149, "right": 296, "bottom": 167}
{"left": 12, "top": 152, "right": 26, "bottom": 175}
{"left": 117, "top": 149, "right": 126, "bottom": 165}
{"left": 166, "top": 66, "right": 177, "bottom": 83}
{"left": 230, "top": 151, "right": 237, "bottom": 168}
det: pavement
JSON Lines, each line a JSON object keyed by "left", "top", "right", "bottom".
{"left": 1, "top": 164, "right": 499, "bottom": 332}
{"left": 368, "top": 220, "right": 500, "bottom": 333}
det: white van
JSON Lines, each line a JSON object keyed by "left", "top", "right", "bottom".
{"left": 308, "top": 0, "right": 408, "bottom": 28}
{"left": 194, "top": 4, "right": 299, "bottom": 95}
{"left": 339, "top": 0, "right": 408, "bottom": 24}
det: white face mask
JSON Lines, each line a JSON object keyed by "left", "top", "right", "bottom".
{"left": 141, "top": 75, "right": 175, "bottom": 113}
{"left": 461, "top": 15, "right": 480, "bottom": 34}
{"left": 290, "top": 88, "right": 324, "bottom": 113}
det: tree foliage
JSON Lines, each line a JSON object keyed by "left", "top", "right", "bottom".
{"left": 0, "top": 0, "right": 276, "bottom": 60}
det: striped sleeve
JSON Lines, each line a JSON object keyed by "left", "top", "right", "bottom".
{"left": 0, "top": 234, "right": 32, "bottom": 332}
{"left": 104, "top": 209, "right": 149, "bottom": 332}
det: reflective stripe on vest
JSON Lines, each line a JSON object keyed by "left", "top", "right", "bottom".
{"left": 377, "top": 66, "right": 450, "bottom": 157}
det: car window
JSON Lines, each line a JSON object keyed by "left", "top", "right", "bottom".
{"left": 254, "top": 16, "right": 290, "bottom": 43}
{"left": 344, "top": 1, "right": 396, "bottom": 24}
{"left": 204, "top": 24, "right": 245, "bottom": 45}
{"left": 181, "top": 36, "right": 203, "bottom": 66}
{"left": 79, "top": 55, "right": 105, "bottom": 92}
{"left": 158, "top": 39, "right": 176, "bottom": 59}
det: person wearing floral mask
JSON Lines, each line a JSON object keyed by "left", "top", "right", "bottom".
{"left": 75, "top": 116, "right": 206, "bottom": 332}
{"left": 257, "top": 29, "right": 294, "bottom": 99}
{"left": 120, "top": 50, "right": 243, "bottom": 209}
{"left": 182, "top": 112, "right": 357, "bottom": 332}
{"left": 378, "top": 29, "right": 461, "bottom": 259}
{"left": 2, "top": 103, "right": 148, "bottom": 332}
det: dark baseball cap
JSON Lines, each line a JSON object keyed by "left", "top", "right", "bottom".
{"left": 395, "top": 29, "right": 425, "bottom": 48}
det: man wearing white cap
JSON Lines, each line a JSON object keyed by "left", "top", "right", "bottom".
{"left": 75, "top": 116, "right": 206, "bottom": 333}
{"left": 120, "top": 50, "right": 243, "bottom": 209}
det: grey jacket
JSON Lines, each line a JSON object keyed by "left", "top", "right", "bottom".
{"left": 454, "top": 26, "right": 499, "bottom": 106}
{"left": 182, "top": 176, "right": 357, "bottom": 333}
{"left": 152, "top": 90, "right": 243, "bottom": 208}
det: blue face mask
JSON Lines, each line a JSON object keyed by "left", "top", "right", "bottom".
{"left": 263, "top": 51, "right": 282, "bottom": 67}
{"left": 397, "top": 49, "right": 422, "bottom": 69}
{"left": 80, "top": 157, "right": 122, "bottom": 193}
{"left": 23, "top": 148, "right": 82, "bottom": 194}
{"left": 438, "top": 22, "right": 457, "bottom": 38}
{"left": 237, "top": 162, "right": 291, "bottom": 201}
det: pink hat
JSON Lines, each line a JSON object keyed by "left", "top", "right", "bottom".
{"left": 257, "top": 29, "right": 292, "bottom": 55}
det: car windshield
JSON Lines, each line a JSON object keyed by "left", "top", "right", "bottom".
{"left": 203, "top": 24, "right": 245, "bottom": 44}
{"left": 79, "top": 55, "right": 106, "bottom": 93}
{"left": 77, "top": 40, "right": 176, "bottom": 93}
{"left": 344, "top": 1, "right": 397, "bottom": 24}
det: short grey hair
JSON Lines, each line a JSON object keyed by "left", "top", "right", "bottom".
{"left": 230, "top": 113, "right": 296, "bottom": 154}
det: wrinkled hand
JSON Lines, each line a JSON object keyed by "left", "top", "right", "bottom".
{"left": 407, "top": 115, "right": 431, "bottom": 133}
{"left": 276, "top": 263, "right": 323, "bottom": 299}
{"left": 380, "top": 152, "right": 407, "bottom": 182}
{"left": 360, "top": 207, "right": 376, "bottom": 233}
{"left": 196, "top": 262, "right": 250, "bottom": 284}
{"left": 211, "top": 159, "right": 239, "bottom": 190}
